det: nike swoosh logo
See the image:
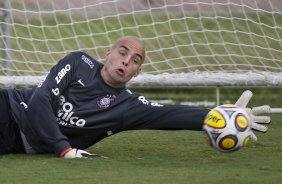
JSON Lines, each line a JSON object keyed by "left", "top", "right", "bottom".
{"left": 78, "top": 79, "right": 85, "bottom": 86}
{"left": 20, "top": 102, "right": 28, "bottom": 109}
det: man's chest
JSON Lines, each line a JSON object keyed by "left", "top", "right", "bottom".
{"left": 56, "top": 83, "right": 128, "bottom": 127}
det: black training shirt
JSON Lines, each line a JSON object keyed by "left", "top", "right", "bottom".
{"left": 8, "top": 52, "right": 209, "bottom": 154}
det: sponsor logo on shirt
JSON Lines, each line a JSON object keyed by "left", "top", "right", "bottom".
{"left": 81, "top": 55, "right": 94, "bottom": 69}
{"left": 52, "top": 88, "right": 60, "bottom": 96}
{"left": 138, "top": 96, "right": 163, "bottom": 107}
{"left": 97, "top": 95, "right": 116, "bottom": 109}
{"left": 57, "top": 95, "right": 86, "bottom": 127}
{"left": 55, "top": 64, "right": 71, "bottom": 84}
{"left": 37, "top": 72, "right": 49, "bottom": 88}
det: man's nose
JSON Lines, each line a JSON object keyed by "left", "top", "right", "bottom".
{"left": 122, "top": 56, "right": 131, "bottom": 66}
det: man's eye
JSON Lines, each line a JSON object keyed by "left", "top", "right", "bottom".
{"left": 133, "top": 57, "right": 141, "bottom": 64}
{"left": 119, "top": 51, "right": 126, "bottom": 56}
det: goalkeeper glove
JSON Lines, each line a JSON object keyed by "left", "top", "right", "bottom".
{"left": 235, "top": 90, "right": 271, "bottom": 141}
{"left": 61, "top": 148, "right": 98, "bottom": 159}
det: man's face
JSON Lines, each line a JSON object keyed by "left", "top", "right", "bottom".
{"left": 102, "top": 37, "right": 145, "bottom": 88}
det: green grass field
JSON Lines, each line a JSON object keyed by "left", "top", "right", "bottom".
{"left": 0, "top": 115, "right": 281, "bottom": 184}
{"left": 0, "top": 89, "right": 281, "bottom": 184}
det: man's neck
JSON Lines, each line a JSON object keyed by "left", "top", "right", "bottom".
{"left": 100, "top": 67, "right": 125, "bottom": 89}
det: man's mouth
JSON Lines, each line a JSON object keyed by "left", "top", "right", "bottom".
{"left": 116, "top": 68, "right": 125, "bottom": 76}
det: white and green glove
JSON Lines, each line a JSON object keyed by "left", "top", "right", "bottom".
{"left": 235, "top": 90, "right": 271, "bottom": 141}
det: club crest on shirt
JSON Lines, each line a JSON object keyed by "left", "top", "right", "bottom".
{"left": 97, "top": 95, "right": 116, "bottom": 109}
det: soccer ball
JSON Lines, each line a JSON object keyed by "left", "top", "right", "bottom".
{"left": 203, "top": 104, "right": 252, "bottom": 153}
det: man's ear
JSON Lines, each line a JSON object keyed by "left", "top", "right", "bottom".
{"left": 105, "top": 49, "right": 111, "bottom": 59}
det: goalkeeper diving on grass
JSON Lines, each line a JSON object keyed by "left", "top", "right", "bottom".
{"left": 0, "top": 36, "right": 271, "bottom": 158}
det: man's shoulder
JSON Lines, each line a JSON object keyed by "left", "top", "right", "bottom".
{"left": 122, "top": 89, "right": 142, "bottom": 99}
{"left": 68, "top": 51, "right": 102, "bottom": 69}
{"left": 124, "top": 89, "right": 136, "bottom": 96}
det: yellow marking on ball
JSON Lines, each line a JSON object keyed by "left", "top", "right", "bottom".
{"left": 221, "top": 137, "right": 236, "bottom": 149}
{"left": 236, "top": 115, "right": 248, "bottom": 129}
{"left": 204, "top": 110, "right": 226, "bottom": 128}
{"left": 243, "top": 136, "right": 251, "bottom": 146}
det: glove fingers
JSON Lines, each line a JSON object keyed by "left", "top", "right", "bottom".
{"left": 252, "top": 105, "right": 271, "bottom": 115}
{"left": 80, "top": 153, "right": 98, "bottom": 159}
{"left": 252, "top": 122, "right": 268, "bottom": 132}
{"left": 250, "top": 131, "right": 258, "bottom": 142}
{"left": 252, "top": 116, "right": 271, "bottom": 124}
{"left": 77, "top": 149, "right": 100, "bottom": 159}
{"left": 235, "top": 90, "right": 253, "bottom": 108}
{"left": 80, "top": 151, "right": 108, "bottom": 159}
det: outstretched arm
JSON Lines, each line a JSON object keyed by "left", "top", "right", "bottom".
{"left": 123, "top": 91, "right": 271, "bottom": 141}
{"left": 123, "top": 95, "right": 210, "bottom": 131}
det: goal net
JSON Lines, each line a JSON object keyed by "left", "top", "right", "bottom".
{"left": 0, "top": 0, "right": 281, "bottom": 87}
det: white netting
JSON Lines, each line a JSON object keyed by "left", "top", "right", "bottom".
{"left": 0, "top": 0, "right": 281, "bottom": 87}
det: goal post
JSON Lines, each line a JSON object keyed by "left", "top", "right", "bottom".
{"left": 0, "top": 0, "right": 281, "bottom": 88}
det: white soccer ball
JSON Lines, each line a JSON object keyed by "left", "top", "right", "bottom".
{"left": 203, "top": 104, "right": 252, "bottom": 153}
